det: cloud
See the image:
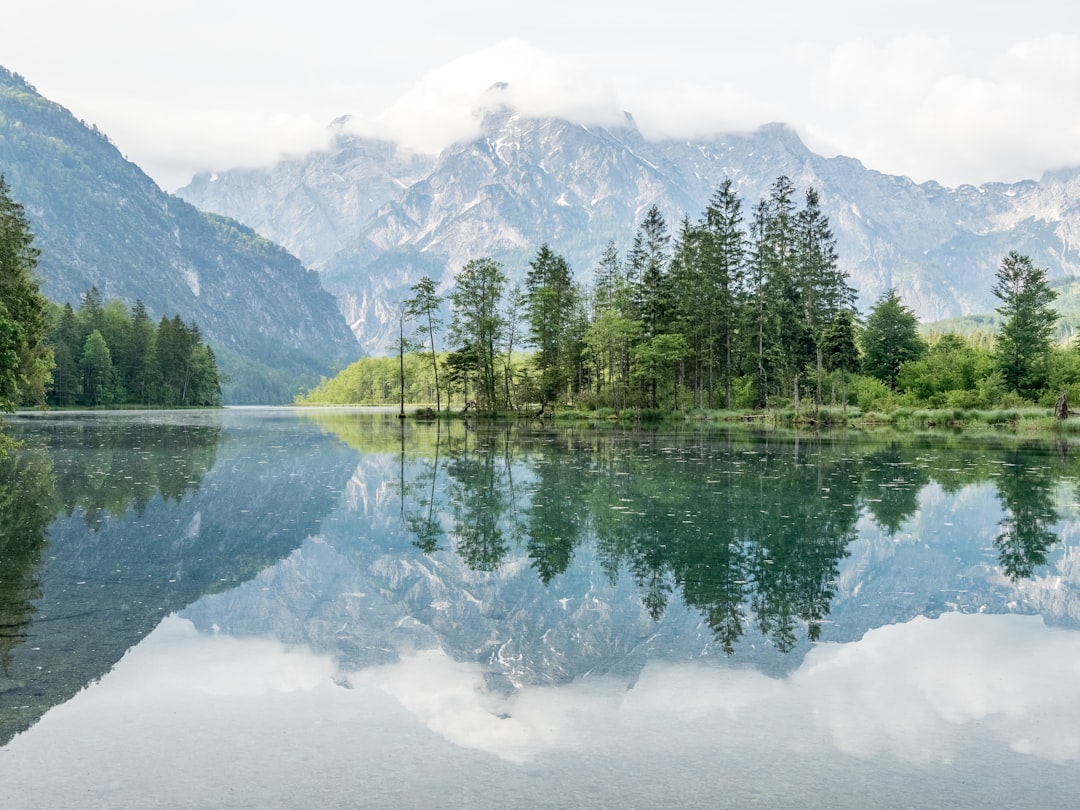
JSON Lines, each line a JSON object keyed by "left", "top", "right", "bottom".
{"left": 92, "top": 100, "right": 335, "bottom": 190}
{"left": 805, "top": 34, "right": 1080, "bottom": 185}
{"left": 347, "top": 39, "right": 626, "bottom": 152}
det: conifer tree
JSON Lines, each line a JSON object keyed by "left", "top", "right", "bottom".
{"left": 861, "top": 289, "right": 925, "bottom": 388}
{"left": 699, "top": 180, "right": 746, "bottom": 408}
{"left": 0, "top": 175, "right": 52, "bottom": 413}
{"left": 524, "top": 244, "right": 577, "bottom": 406}
{"left": 992, "top": 251, "right": 1058, "bottom": 397}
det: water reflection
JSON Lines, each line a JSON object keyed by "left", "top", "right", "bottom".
{"left": 5, "top": 412, "right": 1080, "bottom": 807}
{"left": 0, "top": 411, "right": 357, "bottom": 746}
{"left": 2, "top": 610, "right": 1076, "bottom": 809}
{"left": 0, "top": 449, "right": 53, "bottom": 675}
{"left": 302, "top": 417, "right": 1080, "bottom": 659}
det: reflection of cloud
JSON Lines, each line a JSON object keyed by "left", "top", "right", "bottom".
{"left": 348, "top": 649, "right": 626, "bottom": 764}
{"left": 797, "top": 613, "right": 1080, "bottom": 764}
{"left": 76, "top": 615, "right": 338, "bottom": 706}
{"left": 353, "top": 614, "right": 1080, "bottom": 767}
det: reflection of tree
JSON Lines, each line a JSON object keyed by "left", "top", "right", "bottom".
{"left": 0, "top": 449, "right": 54, "bottom": 674}
{"left": 405, "top": 422, "right": 445, "bottom": 554}
{"left": 45, "top": 420, "right": 219, "bottom": 527}
{"left": 994, "top": 450, "right": 1060, "bottom": 580}
{"left": 860, "top": 445, "right": 931, "bottom": 535}
{"left": 389, "top": 424, "right": 1078, "bottom": 654}
{"left": 445, "top": 431, "right": 514, "bottom": 571}
{"left": 525, "top": 433, "right": 589, "bottom": 584}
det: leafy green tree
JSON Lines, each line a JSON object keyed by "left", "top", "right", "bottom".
{"left": 448, "top": 258, "right": 506, "bottom": 411}
{"left": 405, "top": 276, "right": 443, "bottom": 411}
{"left": 992, "top": 251, "right": 1059, "bottom": 397}
{"left": 0, "top": 175, "right": 53, "bottom": 415}
{"left": 861, "top": 289, "right": 926, "bottom": 389}
{"left": 80, "top": 330, "right": 114, "bottom": 406}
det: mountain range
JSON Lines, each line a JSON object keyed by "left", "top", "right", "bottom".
{"left": 179, "top": 85, "right": 1080, "bottom": 354}
{"left": 7, "top": 66, "right": 1080, "bottom": 387}
{"left": 0, "top": 68, "right": 360, "bottom": 403}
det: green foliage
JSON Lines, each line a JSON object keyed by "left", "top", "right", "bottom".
{"left": 861, "top": 289, "right": 926, "bottom": 388}
{"left": 448, "top": 258, "right": 508, "bottom": 412}
{"left": 523, "top": 244, "right": 578, "bottom": 403}
{"left": 993, "top": 251, "right": 1059, "bottom": 396}
{"left": 43, "top": 291, "right": 221, "bottom": 408}
{"left": 0, "top": 174, "right": 52, "bottom": 415}
{"left": 297, "top": 353, "right": 442, "bottom": 406}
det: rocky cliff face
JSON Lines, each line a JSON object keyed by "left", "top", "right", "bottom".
{"left": 0, "top": 68, "right": 360, "bottom": 403}
{"left": 179, "top": 87, "right": 1080, "bottom": 353}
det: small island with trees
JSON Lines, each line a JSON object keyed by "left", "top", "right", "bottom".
{"left": 298, "top": 176, "right": 1075, "bottom": 430}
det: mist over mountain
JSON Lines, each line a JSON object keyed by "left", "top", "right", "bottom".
{"left": 0, "top": 67, "right": 360, "bottom": 403}
{"left": 180, "top": 87, "right": 1080, "bottom": 354}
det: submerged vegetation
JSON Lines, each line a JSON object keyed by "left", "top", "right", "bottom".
{"left": 299, "top": 176, "right": 1076, "bottom": 426}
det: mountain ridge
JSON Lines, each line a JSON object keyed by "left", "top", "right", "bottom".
{"left": 0, "top": 67, "right": 360, "bottom": 403}
{"left": 178, "top": 93, "right": 1080, "bottom": 354}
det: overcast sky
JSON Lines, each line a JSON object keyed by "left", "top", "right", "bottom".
{"left": 3, "top": 1, "right": 1079, "bottom": 191}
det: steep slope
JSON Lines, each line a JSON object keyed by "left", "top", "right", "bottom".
{"left": 0, "top": 68, "right": 360, "bottom": 403}
{"left": 178, "top": 88, "right": 1080, "bottom": 353}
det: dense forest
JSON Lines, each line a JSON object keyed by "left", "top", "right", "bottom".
{"left": 44, "top": 288, "right": 222, "bottom": 408}
{"left": 1, "top": 174, "right": 221, "bottom": 419}
{"left": 300, "top": 175, "right": 1076, "bottom": 416}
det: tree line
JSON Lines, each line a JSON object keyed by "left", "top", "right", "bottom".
{"left": 303, "top": 174, "right": 1073, "bottom": 415}
{"left": 45, "top": 288, "right": 222, "bottom": 408}
{"left": 1, "top": 174, "right": 221, "bottom": 422}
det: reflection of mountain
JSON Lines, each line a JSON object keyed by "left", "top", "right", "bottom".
{"left": 183, "top": 423, "right": 1080, "bottom": 697}
{"left": 0, "top": 412, "right": 358, "bottom": 746}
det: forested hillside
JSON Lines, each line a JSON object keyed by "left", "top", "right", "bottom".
{"left": 0, "top": 67, "right": 360, "bottom": 403}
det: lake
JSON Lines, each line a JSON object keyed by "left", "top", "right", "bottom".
{"left": 2, "top": 408, "right": 1080, "bottom": 808}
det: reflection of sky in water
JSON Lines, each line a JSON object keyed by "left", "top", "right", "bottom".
{"left": 3, "top": 611, "right": 1078, "bottom": 807}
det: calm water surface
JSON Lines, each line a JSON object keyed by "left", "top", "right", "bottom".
{"left": 2, "top": 408, "right": 1080, "bottom": 808}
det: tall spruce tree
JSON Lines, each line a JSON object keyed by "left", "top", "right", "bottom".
{"left": 992, "top": 251, "right": 1058, "bottom": 397}
{"left": 0, "top": 175, "right": 52, "bottom": 414}
{"left": 628, "top": 205, "right": 672, "bottom": 340}
{"left": 524, "top": 244, "right": 577, "bottom": 406}
{"left": 699, "top": 180, "right": 746, "bottom": 408}
{"left": 794, "top": 186, "right": 855, "bottom": 408}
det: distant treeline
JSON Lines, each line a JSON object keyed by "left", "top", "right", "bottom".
{"left": 301, "top": 174, "right": 1080, "bottom": 415}
{"left": 45, "top": 288, "right": 221, "bottom": 408}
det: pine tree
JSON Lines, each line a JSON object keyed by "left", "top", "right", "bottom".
{"left": 861, "top": 289, "right": 926, "bottom": 388}
{"left": 699, "top": 180, "right": 746, "bottom": 408}
{"left": 524, "top": 244, "right": 577, "bottom": 406}
{"left": 794, "top": 186, "right": 855, "bottom": 408}
{"left": 628, "top": 205, "right": 672, "bottom": 340}
{"left": 992, "top": 251, "right": 1058, "bottom": 397}
{"left": 0, "top": 175, "right": 53, "bottom": 413}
